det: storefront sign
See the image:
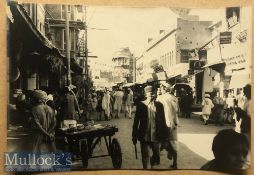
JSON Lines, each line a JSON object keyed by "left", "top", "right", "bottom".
{"left": 220, "top": 42, "right": 250, "bottom": 74}
{"left": 220, "top": 32, "right": 232, "bottom": 44}
{"left": 222, "top": 54, "right": 246, "bottom": 66}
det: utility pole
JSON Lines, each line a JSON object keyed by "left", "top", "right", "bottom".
{"left": 84, "top": 6, "right": 88, "bottom": 81}
{"left": 65, "top": 5, "right": 71, "bottom": 85}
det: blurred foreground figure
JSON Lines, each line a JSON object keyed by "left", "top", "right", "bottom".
{"left": 201, "top": 129, "right": 249, "bottom": 172}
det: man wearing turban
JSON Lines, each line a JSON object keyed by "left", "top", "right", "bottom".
{"left": 30, "top": 90, "right": 56, "bottom": 152}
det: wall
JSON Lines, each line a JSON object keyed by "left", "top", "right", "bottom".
{"left": 142, "top": 30, "right": 177, "bottom": 76}
{"left": 176, "top": 18, "right": 213, "bottom": 63}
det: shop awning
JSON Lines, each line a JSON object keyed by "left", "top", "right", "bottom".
{"left": 9, "top": 1, "right": 63, "bottom": 57}
{"left": 202, "top": 61, "right": 226, "bottom": 73}
{"left": 9, "top": 1, "right": 67, "bottom": 78}
{"left": 229, "top": 69, "right": 250, "bottom": 89}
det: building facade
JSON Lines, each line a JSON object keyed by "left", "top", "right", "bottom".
{"left": 136, "top": 14, "right": 213, "bottom": 85}
{"left": 199, "top": 6, "right": 252, "bottom": 100}
{"left": 88, "top": 59, "right": 115, "bottom": 89}
{"left": 112, "top": 47, "right": 134, "bottom": 83}
{"left": 44, "top": 4, "right": 85, "bottom": 58}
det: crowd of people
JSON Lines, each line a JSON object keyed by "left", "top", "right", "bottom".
{"left": 201, "top": 84, "right": 251, "bottom": 128}
{"left": 132, "top": 82, "right": 251, "bottom": 171}
{"left": 83, "top": 86, "right": 134, "bottom": 121}
{"left": 8, "top": 81, "right": 251, "bottom": 171}
{"left": 10, "top": 85, "right": 136, "bottom": 130}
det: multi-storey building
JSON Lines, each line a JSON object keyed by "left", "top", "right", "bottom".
{"left": 23, "top": 3, "right": 46, "bottom": 34}
{"left": 44, "top": 4, "right": 85, "bottom": 58}
{"left": 199, "top": 6, "right": 252, "bottom": 99}
{"left": 136, "top": 13, "right": 213, "bottom": 85}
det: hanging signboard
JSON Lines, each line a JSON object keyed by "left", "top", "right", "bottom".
{"left": 220, "top": 32, "right": 232, "bottom": 44}
{"left": 221, "top": 43, "right": 249, "bottom": 74}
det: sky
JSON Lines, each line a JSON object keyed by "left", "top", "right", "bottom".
{"left": 86, "top": 7, "right": 225, "bottom": 64}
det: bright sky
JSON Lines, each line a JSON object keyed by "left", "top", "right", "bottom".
{"left": 86, "top": 7, "right": 225, "bottom": 64}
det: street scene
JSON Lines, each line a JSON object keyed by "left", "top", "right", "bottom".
{"left": 6, "top": 1, "right": 251, "bottom": 174}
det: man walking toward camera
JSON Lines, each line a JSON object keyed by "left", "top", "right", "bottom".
{"left": 132, "top": 86, "right": 167, "bottom": 169}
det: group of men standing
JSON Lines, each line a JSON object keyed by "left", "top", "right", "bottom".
{"left": 132, "top": 81, "right": 179, "bottom": 169}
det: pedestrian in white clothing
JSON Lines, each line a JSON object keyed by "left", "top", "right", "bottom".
{"left": 125, "top": 88, "right": 134, "bottom": 119}
{"left": 202, "top": 94, "right": 214, "bottom": 125}
{"left": 237, "top": 89, "right": 247, "bottom": 110}
{"left": 102, "top": 89, "right": 111, "bottom": 121}
{"left": 114, "top": 88, "right": 124, "bottom": 118}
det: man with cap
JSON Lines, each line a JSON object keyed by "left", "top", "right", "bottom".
{"left": 132, "top": 85, "right": 167, "bottom": 169}
{"left": 113, "top": 87, "right": 124, "bottom": 118}
{"left": 157, "top": 81, "right": 179, "bottom": 169}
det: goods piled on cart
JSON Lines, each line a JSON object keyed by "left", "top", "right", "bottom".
{"left": 56, "top": 121, "right": 122, "bottom": 169}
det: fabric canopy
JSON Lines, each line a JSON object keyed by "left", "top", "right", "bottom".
{"left": 9, "top": 1, "right": 62, "bottom": 55}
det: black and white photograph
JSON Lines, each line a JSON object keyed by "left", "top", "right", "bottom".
{"left": 5, "top": 0, "right": 252, "bottom": 173}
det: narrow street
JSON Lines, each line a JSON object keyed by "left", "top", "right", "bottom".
{"left": 6, "top": 2, "right": 251, "bottom": 173}
{"left": 73, "top": 113, "right": 233, "bottom": 170}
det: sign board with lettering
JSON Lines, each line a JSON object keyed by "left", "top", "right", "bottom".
{"left": 220, "top": 32, "right": 232, "bottom": 44}
{"left": 221, "top": 42, "right": 250, "bottom": 74}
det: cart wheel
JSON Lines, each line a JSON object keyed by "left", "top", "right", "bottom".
{"left": 80, "top": 140, "right": 89, "bottom": 168}
{"left": 110, "top": 138, "right": 122, "bottom": 169}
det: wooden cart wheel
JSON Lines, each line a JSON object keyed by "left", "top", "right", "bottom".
{"left": 110, "top": 138, "right": 122, "bottom": 169}
{"left": 80, "top": 140, "right": 89, "bottom": 168}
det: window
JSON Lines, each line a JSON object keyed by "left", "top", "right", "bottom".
{"left": 169, "top": 52, "right": 171, "bottom": 66}
{"left": 167, "top": 53, "right": 170, "bottom": 67}
{"left": 172, "top": 51, "right": 174, "bottom": 65}
{"left": 226, "top": 7, "right": 240, "bottom": 28}
{"left": 76, "top": 5, "right": 83, "bottom": 13}
{"left": 61, "top": 5, "right": 71, "bottom": 19}
{"left": 39, "top": 23, "right": 43, "bottom": 33}
{"left": 180, "top": 49, "right": 189, "bottom": 63}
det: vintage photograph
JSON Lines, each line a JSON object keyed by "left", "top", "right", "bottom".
{"left": 6, "top": 0, "right": 252, "bottom": 173}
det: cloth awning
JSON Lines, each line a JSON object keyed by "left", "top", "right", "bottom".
{"left": 9, "top": 1, "right": 66, "bottom": 77}
{"left": 202, "top": 61, "right": 226, "bottom": 73}
{"left": 9, "top": 1, "right": 63, "bottom": 56}
{"left": 229, "top": 69, "right": 251, "bottom": 89}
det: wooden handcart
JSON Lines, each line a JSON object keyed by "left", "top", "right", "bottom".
{"left": 56, "top": 125, "right": 122, "bottom": 169}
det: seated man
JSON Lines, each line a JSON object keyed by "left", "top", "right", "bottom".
{"left": 201, "top": 129, "right": 249, "bottom": 173}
